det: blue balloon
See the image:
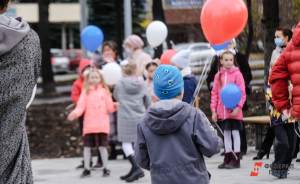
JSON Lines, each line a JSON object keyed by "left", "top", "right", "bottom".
{"left": 211, "top": 41, "right": 230, "bottom": 51}
{"left": 221, "top": 83, "right": 242, "bottom": 109}
{"left": 81, "top": 25, "right": 104, "bottom": 52}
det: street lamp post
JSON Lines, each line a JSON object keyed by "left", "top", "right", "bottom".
{"left": 124, "top": 0, "right": 132, "bottom": 39}
{"left": 80, "top": 0, "right": 88, "bottom": 54}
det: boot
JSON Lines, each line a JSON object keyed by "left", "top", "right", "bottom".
{"left": 253, "top": 150, "right": 270, "bottom": 160}
{"left": 218, "top": 153, "right": 231, "bottom": 169}
{"left": 103, "top": 168, "right": 111, "bottom": 177}
{"left": 120, "top": 155, "right": 144, "bottom": 181}
{"left": 125, "top": 167, "right": 145, "bottom": 182}
{"left": 76, "top": 160, "right": 93, "bottom": 169}
{"left": 80, "top": 169, "right": 91, "bottom": 178}
{"left": 225, "top": 152, "right": 240, "bottom": 169}
{"left": 271, "top": 169, "right": 288, "bottom": 179}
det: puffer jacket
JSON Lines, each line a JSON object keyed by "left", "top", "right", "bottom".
{"left": 210, "top": 67, "right": 246, "bottom": 120}
{"left": 269, "top": 22, "right": 300, "bottom": 119}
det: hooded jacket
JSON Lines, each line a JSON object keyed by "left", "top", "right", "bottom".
{"left": 210, "top": 67, "right": 246, "bottom": 120}
{"left": 70, "top": 85, "right": 116, "bottom": 135}
{"left": 135, "top": 99, "right": 221, "bottom": 184}
{"left": 113, "top": 76, "right": 151, "bottom": 142}
{"left": 0, "top": 15, "right": 41, "bottom": 184}
{"left": 70, "top": 59, "right": 92, "bottom": 104}
{"left": 269, "top": 22, "right": 300, "bottom": 119}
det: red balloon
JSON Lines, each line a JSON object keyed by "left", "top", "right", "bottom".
{"left": 160, "top": 49, "right": 177, "bottom": 65}
{"left": 200, "top": 0, "right": 248, "bottom": 44}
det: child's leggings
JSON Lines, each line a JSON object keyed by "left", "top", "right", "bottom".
{"left": 122, "top": 142, "right": 134, "bottom": 157}
{"left": 84, "top": 147, "right": 108, "bottom": 170}
{"left": 224, "top": 130, "right": 241, "bottom": 153}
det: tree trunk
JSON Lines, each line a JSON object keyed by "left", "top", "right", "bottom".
{"left": 38, "top": 0, "right": 56, "bottom": 95}
{"left": 245, "top": 0, "right": 253, "bottom": 61}
{"left": 152, "top": 0, "right": 171, "bottom": 58}
{"left": 262, "top": 0, "right": 279, "bottom": 85}
{"left": 116, "top": 0, "right": 124, "bottom": 59}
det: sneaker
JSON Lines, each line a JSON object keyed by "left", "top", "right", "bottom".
{"left": 81, "top": 169, "right": 91, "bottom": 178}
{"left": 103, "top": 168, "right": 111, "bottom": 177}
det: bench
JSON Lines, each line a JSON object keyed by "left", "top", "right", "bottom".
{"left": 243, "top": 116, "right": 270, "bottom": 150}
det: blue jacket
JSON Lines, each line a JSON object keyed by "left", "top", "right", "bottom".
{"left": 135, "top": 99, "right": 221, "bottom": 184}
{"left": 183, "top": 75, "right": 197, "bottom": 103}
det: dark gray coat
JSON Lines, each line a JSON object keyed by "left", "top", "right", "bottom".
{"left": 135, "top": 99, "right": 221, "bottom": 184}
{"left": 0, "top": 15, "right": 41, "bottom": 184}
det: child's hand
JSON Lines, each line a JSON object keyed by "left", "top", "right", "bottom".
{"left": 231, "top": 108, "right": 240, "bottom": 117}
{"left": 212, "top": 112, "right": 217, "bottom": 122}
{"left": 67, "top": 112, "right": 77, "bottom": 121}
{"left": 113, "top": 102, "right": 119, "bottom": 110}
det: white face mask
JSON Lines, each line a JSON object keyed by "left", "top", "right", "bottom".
{"left": 124, "top": 47, "right": 134, "bottom": 57}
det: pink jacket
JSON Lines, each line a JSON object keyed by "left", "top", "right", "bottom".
{"left": 71, "top": 85, "right": 116, "bottom": 135}
{"left": 210, "top": 67, "right": 246, "bottom": 120}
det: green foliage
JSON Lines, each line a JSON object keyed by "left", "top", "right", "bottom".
{"left": 292, "top": 0, "right": 300, "bottom": 19}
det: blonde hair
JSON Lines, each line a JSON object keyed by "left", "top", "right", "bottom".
{"left": 122, "top": 63, "right": 137, "bottom": 76}
{"left": 83, "top": 67, "right": 110, "bottom": 94}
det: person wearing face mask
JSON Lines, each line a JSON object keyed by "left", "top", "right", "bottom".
{"left": 253, "top": 28, "right": 293, "bottom": 161}
{"left": 123, "top": 35, "right": 152, "bottom": 78}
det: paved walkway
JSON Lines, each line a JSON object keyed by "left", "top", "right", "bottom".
{"left": 32, "top": 148, "right": 300, "bottom": 184}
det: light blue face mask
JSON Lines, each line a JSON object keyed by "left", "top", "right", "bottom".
{"left": 274, "top": 38, "right": 284, "bottom": 47}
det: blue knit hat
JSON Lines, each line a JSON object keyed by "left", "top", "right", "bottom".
{"left": 153, "top": 65, "right": 184, "bottom": 100}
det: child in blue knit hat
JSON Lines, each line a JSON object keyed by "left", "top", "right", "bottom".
{"left": 135, "top": 65, "right": 221, "bottom": 184}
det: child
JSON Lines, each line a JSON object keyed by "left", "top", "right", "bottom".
{"left": 170, "top": 49, "right": 197, "bottom": 103}
{"left": 113, "top": 63, "right": 151, "bottom": 182}
{"left": 145, "top": 61, "right": 159, "bottom": 103}
{"left": 210, "top": 50, "right": 246, "bottom": 169}
{"left": 70, "top": 59, "right": 103, "bottom": 169}
{"left": 135, "top": 65, "right": 221, "bottom": 184}
{"left": 68, "top": 68, "right": 116, "bottom": 177}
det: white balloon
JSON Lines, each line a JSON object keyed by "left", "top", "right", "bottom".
{"left": 146, "top": 21, "right": 168, "bottom": 48}
{"left": 102, "top": 62, "right": 122, "bottom": 85}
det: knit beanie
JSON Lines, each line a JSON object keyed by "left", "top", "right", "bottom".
{"left": 170, "top": 49, "right": 190, "bottom": 69}
{"left": 123, "top": 34, "right": 144, "bottom": 50}
{"left": 153, "top": 65, "right": 184, "bottom": 100}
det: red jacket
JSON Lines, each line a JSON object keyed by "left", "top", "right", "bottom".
{"left": 71, "top": 59, "right": 92, "bottom": 104}
{"left": 269, "top": 22, "right": 300, "bottom": 119}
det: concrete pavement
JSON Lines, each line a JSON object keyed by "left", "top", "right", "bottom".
{"left": 32, "top": 147, "right": 300, "bottom": 184}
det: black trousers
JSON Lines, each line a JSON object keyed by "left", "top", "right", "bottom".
{"left": 272, "top": 124, "right": 297, "bottom": 171}
{"left": 261, "top": 126, "right": 275, "bottom": 153}
{"left": 240, "top": 122, "right": 248, "bottom": 153}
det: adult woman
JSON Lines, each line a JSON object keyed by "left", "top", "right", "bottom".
{"left": 0, "top": 1, "right": 41, "bottom": 183}
{"left": 93, "top": 41, "right": 120, "bottom": 69}
{"left": 123, "top": 34, "right": 152, "bottom": 78}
